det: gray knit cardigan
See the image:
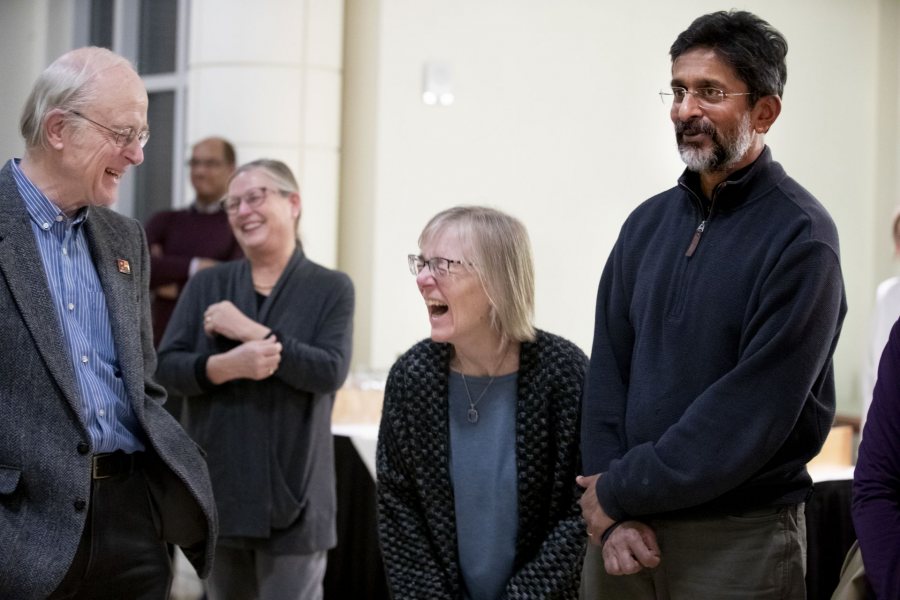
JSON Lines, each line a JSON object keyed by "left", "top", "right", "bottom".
{"left": 376, "top": 330, "right": 587, "bottom": 599}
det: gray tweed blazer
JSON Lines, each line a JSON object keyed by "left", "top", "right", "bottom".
{"left": 0, "top": 162, "right": 217, "bottom": 598}
{"left": 377, "top": 330, "right": 587, "bottom": 599}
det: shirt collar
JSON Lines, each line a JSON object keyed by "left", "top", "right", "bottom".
{"left": 192, "top": 199, "right": 224, "bottom": 215}
{"left": 11, "top": 158, "right": 88, "bottom": 227}
{"left": 678, "top": 146, "right": 772, "bottom": 210}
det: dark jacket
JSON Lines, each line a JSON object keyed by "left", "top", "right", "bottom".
{"left": 377, "top": 330, "right": 587, "bottom": 599}
{"left": 157, "top": 249, "right": 354, "bottom": 553}
{"left": 582, "top": 147, "right": 847, "bottom": 520}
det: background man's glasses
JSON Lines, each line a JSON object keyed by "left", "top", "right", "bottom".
{"left": 187, "top": 158, "right": 226, "bottom": 169}
{"left": 408, "top": 254, "right": 468, "bottom": 278}
{"left": 70, "top": 110, "right": 150, "bottom": 148}
{"left": 659, "top": 86, "right": 752, "bottom": 108}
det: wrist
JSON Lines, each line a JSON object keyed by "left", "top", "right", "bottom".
{"left": 599, "top": 521, "right": 622, "bottom": 546}
{"left": 207, "top": 353, "right": 237, "bottom": 384}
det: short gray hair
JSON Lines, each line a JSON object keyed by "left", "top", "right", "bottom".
{"left": 419, "top": 205, "right": 536, "bottom": 343}
{"left": 229, "top": 159, "right": 299, "bottom": 194}
{"left": 20, "top": 46, "right": 133, "bottom": 151}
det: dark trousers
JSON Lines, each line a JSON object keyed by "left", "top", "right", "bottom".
{"left": 48, "top": 453, "right": 172, "bottom": 600}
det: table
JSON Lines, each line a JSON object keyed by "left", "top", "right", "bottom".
{"left": 805, "top": 478, "right": 856, "bottom": 600}
{"left": 324, "top": 435, "right": 389, "bottom": 600}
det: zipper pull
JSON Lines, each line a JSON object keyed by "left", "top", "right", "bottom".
{"left": 685, "top": 220, "right": 706, "bottom": 257}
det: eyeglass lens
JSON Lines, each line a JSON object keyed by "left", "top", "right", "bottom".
{"left": 188, "top": 158, "right": 225, "bottom": 169}
{"left": 408, "top": 255, "right": 453, "bottom": 277}
{"left": 223, "top": 187, "right": 270, "bottom": 213}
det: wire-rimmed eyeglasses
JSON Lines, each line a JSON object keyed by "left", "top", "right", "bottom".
{"left": 408, "top": 254, "right": 469, "bottom": 278}
{"left": 659, "top": 86, "right": 752, "bottom": 108}
{"left": 220, "top": 187, "right": 287, "bottom": 215}
{"left": 70, "top": 111, "right": 150, "bottom": 148}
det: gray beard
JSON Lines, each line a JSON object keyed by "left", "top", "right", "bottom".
{"left": 678, "top": 113, "right": 753, "bottom": 173}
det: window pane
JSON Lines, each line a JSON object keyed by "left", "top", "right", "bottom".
{"left": 138, "top": 0, "right": 178, "bottom": 75}
{"left": 90, "top": 0, "right": 114, "bottom": 49}
{"left": 135, "top": 91, "right": 175, "bottom": 224}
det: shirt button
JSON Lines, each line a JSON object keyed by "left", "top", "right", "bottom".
{"left": 98, "top": 409, "right": 106, "bottom": 417}
{"left": 62, "top": 247, "right": 68, "bottom": 256}
{"left": 77, "top": 442, "right": 89, "bottom": 454}
{"left": 74, "top": 499, "right": 87, "bottom": 511}
{"left": 81, "top": 355, "right": 88, "bottom": 364}
{"left": 55, "top": 215, "right": 64, "bottom": 222}
{"left": 41, "top": 222, "right": 50, "bottom": 230}
{"left": 67, "top": 303, "right": 75, "bottom": 311}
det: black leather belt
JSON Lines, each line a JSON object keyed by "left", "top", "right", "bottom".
{"left": 91, "top": 450, "right": 144, "bottom": 480}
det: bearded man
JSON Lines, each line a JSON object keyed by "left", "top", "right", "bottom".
{"left": 578, "top": 10, "right": 846, "bottom": 600}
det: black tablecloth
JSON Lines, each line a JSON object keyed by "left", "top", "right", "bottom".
{"left": 324, "top": 435, "right": 389, "bottom": 600}
{"left": 805, "top": 479, "right": 856, "bottom": 600}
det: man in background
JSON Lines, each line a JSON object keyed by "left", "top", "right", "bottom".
{"left": 0, "top": 46, "right": 215, "bottom": 598}
{"left": 145, "top": 136, "right": 242, "bottom": 348}
{"left": 578, "top": 10, "right": 846, "bottom": 599}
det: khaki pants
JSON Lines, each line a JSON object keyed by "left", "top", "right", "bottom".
{"left": 581, "top": 504, "right": 806, "bottom": 600}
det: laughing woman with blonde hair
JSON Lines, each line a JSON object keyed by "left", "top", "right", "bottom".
{"left": 376, "top": 206, "right": 586, "bottom": 599}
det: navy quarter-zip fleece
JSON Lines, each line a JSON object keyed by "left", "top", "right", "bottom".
{"left": 582, "top": 146, "right": 847, "bottom": 520}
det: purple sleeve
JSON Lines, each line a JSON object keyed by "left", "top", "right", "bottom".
{"left": 853, "top": 318, "right": 900, "bottom": 599}
{"left": 145, "top": 211, "right": 192, "bottom": 287}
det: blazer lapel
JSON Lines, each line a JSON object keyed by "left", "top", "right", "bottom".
{"left": 83, "top": 210, "right": 143, "bottom": 406}
{"left": 0, "top": 168, "right": 84, "bottom": 421}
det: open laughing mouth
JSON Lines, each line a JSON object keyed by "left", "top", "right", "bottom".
{"left": 105, "top": 168, "right": 122, "bottom": 181}
{"left": 426, "top": 299, "right": 448, "bottom": 317}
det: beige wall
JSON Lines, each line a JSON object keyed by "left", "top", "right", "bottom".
{"left": 340, "top": 0, "right": 900, "bottom": 417}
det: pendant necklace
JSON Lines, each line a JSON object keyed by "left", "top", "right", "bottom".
{"left": 461, "top": 373, "right": 495, "bottom": 424}
{"left": 459, "top": 345, "right": 510, "bottom": 424}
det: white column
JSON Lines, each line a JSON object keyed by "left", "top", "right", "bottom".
{"left": 187, "top": 0, "right": 344, "bottom": 267}
{"left": 0, "top": 0, "right": 75, "bottom": 160}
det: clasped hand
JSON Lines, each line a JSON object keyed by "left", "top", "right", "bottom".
{"left": 202, "top": 301, "right": 282, "bottom": 383}
{"left": 203, "top": 300, "right": 267, "bottom": 341}
{"left": 576, "top": 473, "right": 661, "bottom": 575}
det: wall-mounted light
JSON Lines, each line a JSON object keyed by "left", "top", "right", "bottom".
{"left": 422, "top": 61, "right": 454, "bottom": 106}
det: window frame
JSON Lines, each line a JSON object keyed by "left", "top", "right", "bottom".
{"left": 72, "top": 0, "right": 190, "bottom": 219}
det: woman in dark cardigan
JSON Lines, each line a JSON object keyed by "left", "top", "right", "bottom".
{"left": 157, "top": 159, "right": 354, "bottom": 600}
{"left": 376, "top": 206, "right": 586, "bottom": 599}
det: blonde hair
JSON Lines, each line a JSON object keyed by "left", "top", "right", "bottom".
{"left": 419, "top": 205, "right": 536, "bottom": 343}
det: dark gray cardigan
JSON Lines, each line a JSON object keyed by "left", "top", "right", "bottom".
{"left": 157, "top": 249, "right": 354, "bottom": 553}
{"left": 376, "top": 330, "right": 587, "bottom": 599}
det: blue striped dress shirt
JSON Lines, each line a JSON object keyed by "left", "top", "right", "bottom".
{"left": 11, "top": 159, "right": 144, "bottom": 453}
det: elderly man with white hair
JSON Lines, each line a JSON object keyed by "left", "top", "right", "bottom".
{"left": 0, "top": 46, "right": 216, "bottom": 599}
